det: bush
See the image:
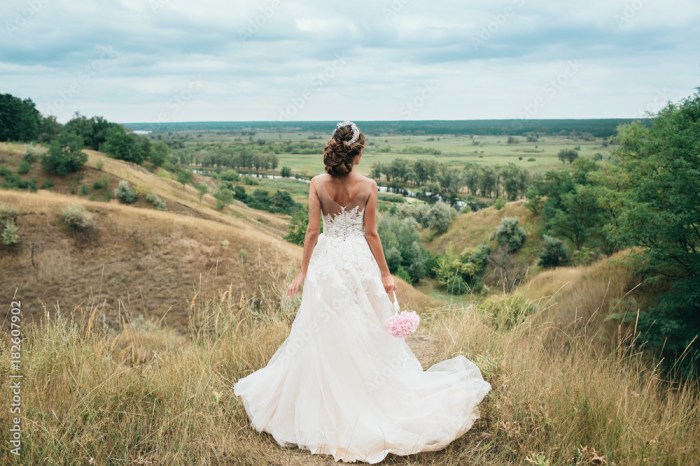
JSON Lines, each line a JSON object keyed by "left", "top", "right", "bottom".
{"left": 114, "top": 180, "right": 137, "bottom": 204}
{"left": 435, "top": 244, "right": 491, "bottom": 294}
{"left": 284, "top": 208, "right": 309, "bottom": 245}
{"left": 492, "top": 217, "right": 527, "bottom": 253}
{"left": 0, "top": 203, "right": 19, "bottom": 223}
{"left": 427, "top": 201, "right": 456, "bottom": 234}
{"left": 479, "top": 294, "right": 537, "bottom": 330}
{"left": 377, "top": 216, "right": 428, "bottom": 283}
{"left": 145, "top": 193, "right": 166, "bottom": 210}
{"left": 93, "top": 174, "right": 109, "bottom": 190}
{"left": 493, "top": 198, "right": 506, "bottom": 210}
{"left": 41, "top": 130, "right": 87, "bottom": 175}
{"left": 538, "top": 235, "right": 569, "bottom": 268}
{"left": 17, "top": 159, "right": 31, "bottom": 175}
{"left": 80, "top": 183, "right": 89, "bottom": 195}
{"left": 61, "top": 204, "right": 95, "bottom": 232}
{"left": 40, "top": 179, "right": 53, "bottom": 189}
{"left": 214, "top": 188, "right": 234, "bottom": 210}
{"left": 219, "top": 169, "right": 240, "bottom": 183}
{"left": 280, "top": 166, "right": 292, "bottom": 177}
{"left": 1, "top": 220, "right": 20, "bottom": 246}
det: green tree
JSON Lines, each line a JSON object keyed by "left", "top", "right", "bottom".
{"left": 0, "top": 93, "right": 40, "bottom": 141}
{"left": 427, "top": 201, "right": 456, "bottom": 234}
{"left": 557, "top": 148, "right": 579, "bottom": 164}
{"left": 101, "top": 126, "right": 147, "bottom": 164}
{"left": 609, "top": 92, "right": 700, "bottom": 374}
{"left": 195, "top": 183, "right": 209, "bottom": 203}
{"left": 176, "top": 168, "right": 193, "bottom": 190}
{"left": 41, "top": 130, "right": 88, "bottom": 175}
{"left": 149, "top": 141, "right": 169, "bottom": 167}
{"left": 493, "top": 217, "right": 527, "bottom": 253}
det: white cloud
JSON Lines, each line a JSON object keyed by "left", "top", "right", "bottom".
{"left": 0, "top": 0, "right": 697, "bottom": 122}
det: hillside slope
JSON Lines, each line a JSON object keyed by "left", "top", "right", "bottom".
{"left": 1, "top": 191, "right": 436, "bottom": 331}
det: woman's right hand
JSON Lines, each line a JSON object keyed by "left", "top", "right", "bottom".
{"left": 381, "top": 273, "right": 396, "bottom": 294}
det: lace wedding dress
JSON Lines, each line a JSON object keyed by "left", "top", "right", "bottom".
{"left": 233, "top": 179, "right": 491, "bottom": 464}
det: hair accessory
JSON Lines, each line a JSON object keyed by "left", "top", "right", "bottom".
{"left": 336, "top": 120, "right": 360, "bottom": 145}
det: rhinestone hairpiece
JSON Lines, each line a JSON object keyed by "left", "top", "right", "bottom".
{"left": 335, "top": 120, "right": 360, "bottom": 145}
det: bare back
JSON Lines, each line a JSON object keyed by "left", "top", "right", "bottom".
{"left": 313, "top": 173, "right": 373, "bottom": 218}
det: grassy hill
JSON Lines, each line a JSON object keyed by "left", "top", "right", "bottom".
{"left": 0, "top": 143, "right": 697, "bottom": 465}
{"left": 0, "top": 144, "right": 435, "bottom": 330}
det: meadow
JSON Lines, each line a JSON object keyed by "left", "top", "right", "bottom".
{"left": 165, "top": 129, "right": 612, "bottom": 178}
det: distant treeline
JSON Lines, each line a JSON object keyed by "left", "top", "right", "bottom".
{"left": 124, "top": 118, "right": 648, "bottom": 138}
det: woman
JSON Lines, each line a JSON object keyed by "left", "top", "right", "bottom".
{"left": 233, "top": 121, "right": 491, "bottom": 464}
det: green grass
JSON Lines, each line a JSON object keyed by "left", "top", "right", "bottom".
{"left": 166, "top": 132, "right": 613, "bottom": 178}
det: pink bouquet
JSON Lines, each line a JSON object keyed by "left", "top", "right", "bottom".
{"left": 384, "top": 291, "right": 420, "bottom": 337}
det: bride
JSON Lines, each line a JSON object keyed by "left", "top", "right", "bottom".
{"left": 233, "top": 121, "right": 491, "bottom": 464}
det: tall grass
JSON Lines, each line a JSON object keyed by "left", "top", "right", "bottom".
{"left": 1, "top": 278, "right": 698, "bottom": 465}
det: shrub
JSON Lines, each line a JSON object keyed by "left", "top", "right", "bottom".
{"left": 0, "top": 203, "right": 19, "bottom": 223}
{"left": 93, "top": 174, "right": 109, "bottom": 190}
{"left": 493, "top": 198, "right": 506, "bottom": 210}
{"left": 377, "top": 216, "right": 428, "bottom": 283}
{"left": 492, "top": 217, "right": 527, "bottom": 253}
{"left": 1, "top": 220, "right": 20, "bottom": 246}
{"left": 80, "top": 183, "right": 89, "bottom": 195}
{"left": 114, "top": 180, "right": 137, "bottom": 204}
{"left": 280, "top": 166, "right": 292, "bottom": 177}
{"left": 41, "top": 130, "right": 87, "bottom": 175}
{"left": 284, "top": 208, "right": 309, "bottom": 245}
{"left": 61, "top": 204, "right": 95, "bottom": 231}
{"left": 96, "top": 159, "right": 104, "bottom": 170}
{"left": 219, "top": 169, "right": 240, "bottom": 183}
{"left": 214, "top": 188, "right": 234, "bottom": 210}
{"left": 527, "top": 157, "right": 536, "bottom": 162}
{"left": 539, "top": 235, "right": 570, "bottom": 268}
{"left": 145, "top": 193, "right": 166, "bottom": 210}
{"left": 479, "top": 294, "right": 537, "bottom": 330}
{"left": 427, "top": 201, "right": 456, "bottom": 234}
{"left": 40, "top": 179, "right": 53, "bottom": 189}
{"left": 17, "top": 159, "right": 31, "bottom": 175}
{"left": 435, "top": 244, "right": 491, "bottom": 294}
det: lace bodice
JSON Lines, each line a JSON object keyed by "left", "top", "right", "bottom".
{"left": 314, "top": 175, "right": 372, "bottom": 240}
{"left": 322, "top": 206, "right": 365, "bottom": 240}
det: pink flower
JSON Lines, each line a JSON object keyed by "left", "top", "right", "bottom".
{"left": 385, "top": 311, "right": 420, "bottom": 337}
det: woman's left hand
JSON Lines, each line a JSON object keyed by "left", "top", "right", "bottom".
{"left": 286, "top": 271, "right": 306, "bottom": 297}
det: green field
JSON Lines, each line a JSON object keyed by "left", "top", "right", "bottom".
{"left": 166, "top": 130, "right": 613, "bottom": 178}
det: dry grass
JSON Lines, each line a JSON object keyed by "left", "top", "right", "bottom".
{"left": 0, "top": 189, "right": 300, "bottom": 331}
{"left": 0, "top": 260, "right": 697, "bottom": 465}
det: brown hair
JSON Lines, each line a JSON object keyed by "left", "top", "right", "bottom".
{"left": 323, "top": 124, "right": 366, "bottom": 177}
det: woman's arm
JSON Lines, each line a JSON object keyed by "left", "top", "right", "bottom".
{"left": 286, "top": 177, "right": 322, "bottom": 297}
{"left": 364, "top": 180, "right": 397, "bottom": 294}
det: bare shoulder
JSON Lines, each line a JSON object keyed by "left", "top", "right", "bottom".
{"left": 311, "top": 173, "right": 330, "bottom": 186}
{"left": 357, "top": 174, "right": 377, "bottom": 189}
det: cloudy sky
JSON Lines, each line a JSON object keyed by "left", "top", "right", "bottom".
{"left": 2, "top": 0, "right": 698, "bottom": 123}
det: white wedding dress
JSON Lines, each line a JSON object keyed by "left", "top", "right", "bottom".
{"left": 233, "top": 179, "right": 491, "bottom": 464}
